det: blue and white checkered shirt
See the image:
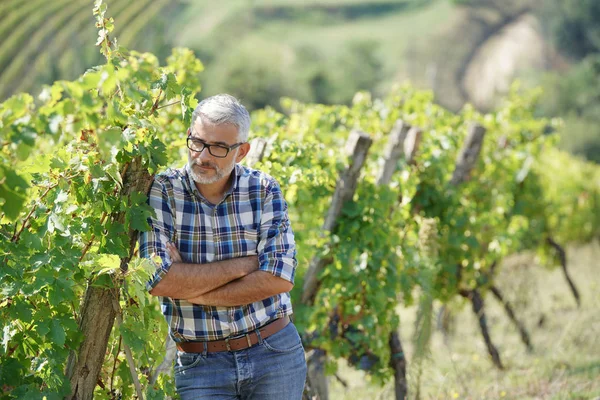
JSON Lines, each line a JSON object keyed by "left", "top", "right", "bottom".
{"left": 139, "top": 163, "right": 297, "bottom": 342}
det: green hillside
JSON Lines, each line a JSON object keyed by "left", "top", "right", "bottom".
{"left": 0, "top": 0, "right": 182, "bottom": 101}
{"left": 0, "top": 0, "right": 452, "bottom": 105}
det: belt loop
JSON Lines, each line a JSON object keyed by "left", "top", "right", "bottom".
{"left": 255, "top": 326, "right": 264, "bottom": 344}
{"left": 202, "top": 341, "right": 208, "bottom": 357}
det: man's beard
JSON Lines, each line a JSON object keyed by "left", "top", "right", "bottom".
{"left": 187, "top": 154, "right": 236, "bottom": 185}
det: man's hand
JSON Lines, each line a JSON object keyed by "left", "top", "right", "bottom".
{"left": 166, "top": 242, "right": 182, "bottom": 263}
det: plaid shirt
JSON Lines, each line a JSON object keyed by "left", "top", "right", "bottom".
{"left": 139, "top": 163, "right": 297, "bottom": 342}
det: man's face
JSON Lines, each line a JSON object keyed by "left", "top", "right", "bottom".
{"left": 187, "top": 121, "right": 248, "bottom": 185}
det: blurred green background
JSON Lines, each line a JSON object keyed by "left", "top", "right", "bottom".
{"left": 0, "top": 0, "right": 598, "bottom": 162}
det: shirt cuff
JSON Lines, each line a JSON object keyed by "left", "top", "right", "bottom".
{"left": 146, "top": 255, "right": 173, "bottom": 292}
{"left": 258, "top": 256, "right": 296, "bottom": 284}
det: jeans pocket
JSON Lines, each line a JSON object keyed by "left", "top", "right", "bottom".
{"left": 261, "top": 322, "right": 304, "bottom": 353}
{"left": 174, "top": 351, "right": 204, "bottom": 374}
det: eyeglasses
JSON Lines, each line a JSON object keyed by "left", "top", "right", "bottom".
{"left": 186, "top": 135, "right": 244, "bottom": 158}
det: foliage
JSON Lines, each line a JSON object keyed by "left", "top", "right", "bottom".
{"left": 541, "top": 0, "right": 600, "bottom": 60}
{"left": 0, "top": 1, "right": 200, "bottom": 397}
{"left": 538, "top": 55, "right": 600, "bottom": 163}
{"left": 1, "top": 2, "right": 600, "bottom": 397}
{"left": 250, "top": 85, "right": 599, "bottom": 381}
{"left": 536, "top": 0, "right": 600, "bottom": 164}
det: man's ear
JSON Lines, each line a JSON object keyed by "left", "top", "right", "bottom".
{"left": 235, "top": 142, "right": 251, "bottom": 163}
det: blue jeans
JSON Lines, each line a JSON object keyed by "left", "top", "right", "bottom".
{"left": 174, "top": 321, "right": 307, "bottom": 399}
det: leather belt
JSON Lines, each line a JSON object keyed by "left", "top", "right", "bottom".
{"left": 176, "top": 316, "right": 290, "bottom": 353}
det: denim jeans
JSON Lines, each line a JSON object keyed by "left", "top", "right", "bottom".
{"left": 174, "top": 321, "right": 307, "bottom": 399}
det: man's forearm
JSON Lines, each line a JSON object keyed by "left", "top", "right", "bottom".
{"left": 149, "top": 256, "right": 259, "bottom": 299}
{"left": 186, "top": 271, "right": 293, "bottom": 307}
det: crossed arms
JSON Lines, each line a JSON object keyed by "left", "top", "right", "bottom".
{"left": 149, "top": 244, "right": 293, "bottom": 306}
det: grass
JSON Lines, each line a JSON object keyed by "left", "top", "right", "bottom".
{"left": 329, "top": 240, "right": 600, "bottom": 399}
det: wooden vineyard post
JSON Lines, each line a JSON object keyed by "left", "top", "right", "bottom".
{"left": 376, "top": 120, "right": 411, "bottom": 186}
{"left": 450, "top": 123, "right": 485, "bottom": 186}
{"left": 450, "top": 123, "right": 503, "bottom": 370}
{"left": 376, "top": 119, "right": 414, "bottom": 400}
{"left": 301, "top": 130, "right": 373, "bottom": 400}
{"left": 66, "top": 156, "right": 154, "bottom": 399}
{"left": 302, "top": 130, "right": 373, "bottom": 305}
{"left": 303, "top": 349, "right": 328, "bottom": 400}
{"left": 403, "top": 126, "right": 422, "bottom": 166}
{"left": 246, "top": 137, "right": 269, "bottom": 167}
{"left": 389, "top": 332, "right": 408, "bottom": 400}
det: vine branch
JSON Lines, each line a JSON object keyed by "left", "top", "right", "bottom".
{"left": 6, "top": 320, "right": 36, "bottom": 357}
{"left": 149, "top": 89, "right": 163, "bottom": 115}
{"left": 111, "top": 298, "right": 144, "bottom": 400}
{"left": 110, "top": 335, "right": 122, "bottom": 396}
{"left": 156, "top": 100, "right": 180, "bottom": 110}
{"left": 79, "top": 212, "right": 108, "bottom": 261}
{"left": 11, "top": 184, "right": 58, "bottom": 243}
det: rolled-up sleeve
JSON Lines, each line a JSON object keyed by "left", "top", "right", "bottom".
{"left": 138, "top": 178, "right": 175, "bottom": 291}
{"left": 257, "top": 179, "right": 297, "bottom": 284}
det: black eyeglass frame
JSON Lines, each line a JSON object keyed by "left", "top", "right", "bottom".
{"left": 186, "top": 135, "right": 245, "bottom": 158}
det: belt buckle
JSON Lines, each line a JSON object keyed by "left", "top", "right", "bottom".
{"left": 225, "top": 337, "right": 232, "bottom": 351}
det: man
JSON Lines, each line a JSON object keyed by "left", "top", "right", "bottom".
{"left": 139, "top": 94, "right": 307, "bottom": 399}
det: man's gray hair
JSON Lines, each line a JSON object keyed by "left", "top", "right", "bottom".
{"left": 191, "top": 94, "right": 251, "bottom": 142}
